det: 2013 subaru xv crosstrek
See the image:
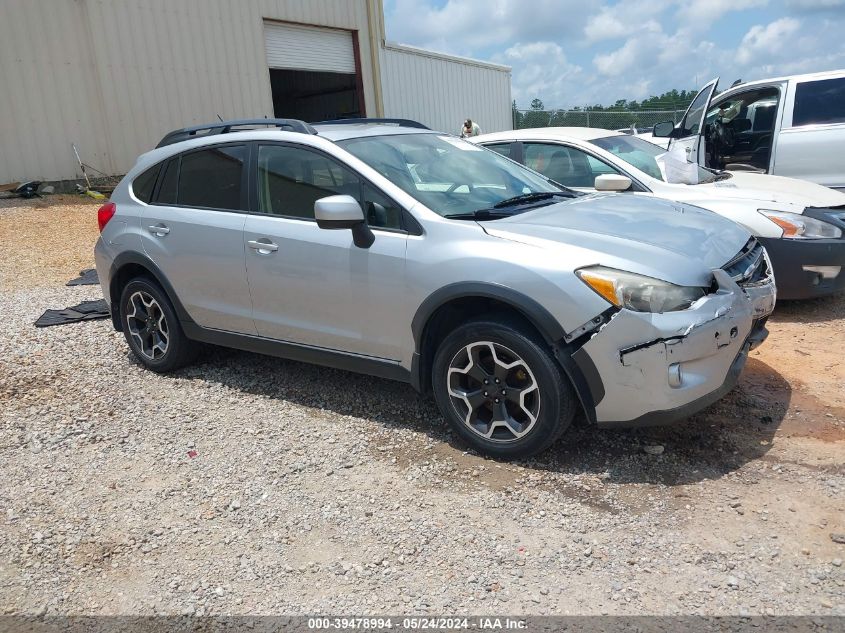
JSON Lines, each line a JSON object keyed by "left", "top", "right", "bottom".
{"left": 94, "top": 118, "right": 776, "bottom": 459}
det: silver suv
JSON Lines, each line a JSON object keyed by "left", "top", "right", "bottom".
{"left": 95, "top": 118, "right": 776, "bottom": 459}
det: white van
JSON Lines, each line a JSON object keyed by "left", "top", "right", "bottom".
{"left": 650, "top": 70, "right": 845, "bottom": 191}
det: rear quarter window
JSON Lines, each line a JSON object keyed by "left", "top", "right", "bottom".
{"left": 132, "top": 164, "right": 160, "bottom": 203}
{"left": 793, "top": 77, "right": 845, "bottom": 126}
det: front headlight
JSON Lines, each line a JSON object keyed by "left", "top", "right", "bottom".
{"left": 759, "top": 210, "right": 842, "bottom": 239}
{"left": 576, "top": 266, "right": 708, "bottom": 313}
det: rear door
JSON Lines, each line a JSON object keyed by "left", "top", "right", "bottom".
{"left": 776, "top": 75, "right": 845, "bottom": 189}
{"left": 669, "top": 78, "right": 719, "bottom": 165}
{"left": 140, "top": 144, "right": 256, "bottom": 334}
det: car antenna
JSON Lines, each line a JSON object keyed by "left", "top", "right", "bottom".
{"left": 730, "top": 78, "right": 743, "bottom": 88}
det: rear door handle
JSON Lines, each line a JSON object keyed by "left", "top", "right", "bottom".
{"left": 148, "top": 224, "right": 170, "bottom": 236}
{"left": 247, "top": 239, "right": 279, "bottom": 254}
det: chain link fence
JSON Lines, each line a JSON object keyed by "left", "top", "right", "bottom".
{"left": 513, "top": 109, "right": 688, "bottom": 131}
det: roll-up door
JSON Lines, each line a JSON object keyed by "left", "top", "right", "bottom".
{"left": 264, "top": 22, "right": 355, "bottom": 74}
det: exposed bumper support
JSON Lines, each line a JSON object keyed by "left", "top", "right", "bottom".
{"left": 570, "top": 268, "right": 775, "bottom": 427}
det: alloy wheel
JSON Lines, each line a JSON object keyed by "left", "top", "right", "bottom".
{"left": 447, "top": 341, "right": 540, "bottom": 443}
{"left": 125, "top": 290, "right": 169, "bottom": 361}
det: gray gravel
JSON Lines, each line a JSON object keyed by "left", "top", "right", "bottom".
{"left": 1, "top": 285, "right": 843, "bottom": 616}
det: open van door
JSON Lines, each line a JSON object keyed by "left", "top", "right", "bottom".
{"left": 654, "top": 78, "right": 719, "bottom": 165}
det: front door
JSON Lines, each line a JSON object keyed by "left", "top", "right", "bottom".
{"left": 244, "top": 143, "right": 408, "bottom": 360}
{"left": 668, "top": 78, "right": 719, "bottom": 165}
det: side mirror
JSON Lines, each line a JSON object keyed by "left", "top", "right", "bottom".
{"left": 652, "top": 121, "right": 675, "bottom": 138}
{"left": 594, "top": 174, "right": 632, "bottom": 192}
{"left": 314, "top": 195, "right": 374, "bottom": 248}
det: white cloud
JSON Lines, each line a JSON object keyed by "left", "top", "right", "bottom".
{"left": 736, "top": 17, "right": 802, "bottom": 65}
{"left": 786, "top": 0, "right": 845, "bottom": 10}
{"left": 493, "top": 42, "right": 583, "bottom": 108}
{"left": 385, "top": 0, "right": 586, "bottom": 56}
{"left": 676, "top": 0, "right": 770, "bottom": 29}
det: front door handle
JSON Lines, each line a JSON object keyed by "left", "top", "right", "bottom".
{"left": 247, "top": 239, "right": 279, "bottom": 254}
{"left": 148, "top": 224, "right": 170, "bottom": 236}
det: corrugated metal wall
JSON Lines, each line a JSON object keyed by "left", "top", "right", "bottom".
{"left": 0, "top": 0, "right": 512, "bottom": 183}
{"left": 0, "top": 0, "right": 379, "bottom": 182}
{"left": 379, "top": 43, "right": 512, "bottom": 136}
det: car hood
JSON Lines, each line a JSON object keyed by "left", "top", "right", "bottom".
{"left": 687, "top": 172, "right": 845, "bottom": 211}
{"left": 480, "top": 193, "right": 751, "bottom": 286}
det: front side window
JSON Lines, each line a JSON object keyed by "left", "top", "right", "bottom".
{"left": 591, "top": 135, "right": 719, "bottom": 184}
{"left": 177, "top": 145, "right": 245, "bottom": 210}
{"left": 523, "top": 143, "right": 618, "bottom": 188}
{"left": 793, "top": 77, "right": 845, "bottom": 127}
{"left": 338, "top": 133, "right": 561, "bottom": 218}
{"left": 257, "top": 145, "right": 360, "bottom": 219}
{"left": 680, "top": 85, "right": 714, "bottom": 136}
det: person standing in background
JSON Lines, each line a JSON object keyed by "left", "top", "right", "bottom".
{"left": 460, "top": 118, "right": 481, "bottom": 137}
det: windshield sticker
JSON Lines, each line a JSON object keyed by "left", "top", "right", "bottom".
{"left": 438, "top": 136, "right": 483, "bottom": 151}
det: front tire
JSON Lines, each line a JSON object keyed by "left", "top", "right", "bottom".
{"left": 432, "top": 318, "right": 577, "bottom": 459}
{"left": 119, "top": 277, "right": 197, "bottom": 373}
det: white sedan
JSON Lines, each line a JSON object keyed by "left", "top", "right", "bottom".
{"left": 470, "top": 127, "right": 845, "bottom": 300}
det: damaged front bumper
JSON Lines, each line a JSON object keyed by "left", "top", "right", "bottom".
{"left": 571, "top": 269, "right": 776, "bottom": 427}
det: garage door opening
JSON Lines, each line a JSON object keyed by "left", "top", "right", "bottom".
{"left": 269, "top": 68, "right": 361, "bottom": 121}
{"left": 264, "top": 21, "right": 364, "bottom": 122}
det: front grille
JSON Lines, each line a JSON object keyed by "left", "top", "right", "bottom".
{"left": 722, "top": 238, "right": 769, "bottom": 287}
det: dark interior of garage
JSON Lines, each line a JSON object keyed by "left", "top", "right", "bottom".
{"left": 269, "top": 69, "right": 362, "bottom": 122}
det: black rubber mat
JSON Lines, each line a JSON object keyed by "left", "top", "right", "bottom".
{"left": 66, "top": 268, "right": 100, "bottom": 286}
{"left": 35, "top": 299, "right": 109, "bottom": 328}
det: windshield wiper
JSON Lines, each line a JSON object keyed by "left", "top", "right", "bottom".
{"left": 443, "top": 209, "right": 518, "bottom": 220}
{"left": 492, "top": 191, "right": 573, "bottom": 208}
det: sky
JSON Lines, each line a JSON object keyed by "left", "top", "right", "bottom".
{"left": 382, "top": 0, "right": 845, "bottom": 109}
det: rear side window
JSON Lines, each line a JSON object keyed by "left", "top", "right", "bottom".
{"left": 156, "top": 158, "right": 179, "bottom": 205}
{"left": 132, "top": 164, "right": 159, "bottom": 203}
{"left": 793, "top": 77, "right": 845, "bottom": 126}
{"left": 485, "top": 143, "right": 513, "bottom": 158}
{"left": 177, "top": 145, "right": 246, "bottom": 210}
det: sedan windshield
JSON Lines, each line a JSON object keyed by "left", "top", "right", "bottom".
{"left": 338, "top": 133, "right": 566, "bottom": 217}
{"left": 591, "top": 135, "right": 724, "bottom": 185}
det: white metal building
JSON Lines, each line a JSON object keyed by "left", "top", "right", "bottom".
{"left": 0, "top": 0, "right": 512, "bottom": 184}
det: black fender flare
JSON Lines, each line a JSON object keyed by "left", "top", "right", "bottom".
{"left": 409, "top": 282, "right": 568, "bottom": 393}
{"left": 411, "top": 282, "right": 567, "bottom": 349}
{"left": 108, "top": 251, "right": 195, "bottom": 329}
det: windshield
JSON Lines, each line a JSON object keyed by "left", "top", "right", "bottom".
{"left": 337, "top": 133, "right": 564, "bottom": 217}
{"left": 591, "top": 135, "right": 723, "bottom": 184}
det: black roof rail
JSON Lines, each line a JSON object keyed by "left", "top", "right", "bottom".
{"left": 155, "top": 118, "right": 318, "bottom": 148}
{"left": 313, "top": 118, "right": 430, "bottom": 130}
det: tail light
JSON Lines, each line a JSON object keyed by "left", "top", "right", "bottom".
{"left": 97, "top": 202, "right": 116, "bottom": 232}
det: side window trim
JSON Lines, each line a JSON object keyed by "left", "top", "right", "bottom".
{"left": 250, "top": 140, "right": 417, "bottom": 234}
{"left": 151, "top": 156, "right": 178, "bottom": 204}
{"left": 150, "top": 142, "right": 249, "bottom": 213}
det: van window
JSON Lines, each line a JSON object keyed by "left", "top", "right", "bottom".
{"left": 793, "top": 77, "right": 845, "bottom": 127}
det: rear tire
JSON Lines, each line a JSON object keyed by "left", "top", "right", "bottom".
{"left": 119, "top": 277, "right": 197, "bottom": 373}
{"left": 432, "top": 317, "right": 576, "bottom": 459}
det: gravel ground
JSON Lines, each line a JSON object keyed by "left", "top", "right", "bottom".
{"left": 1, "top": 197, "right": 843, "bottom": 616}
